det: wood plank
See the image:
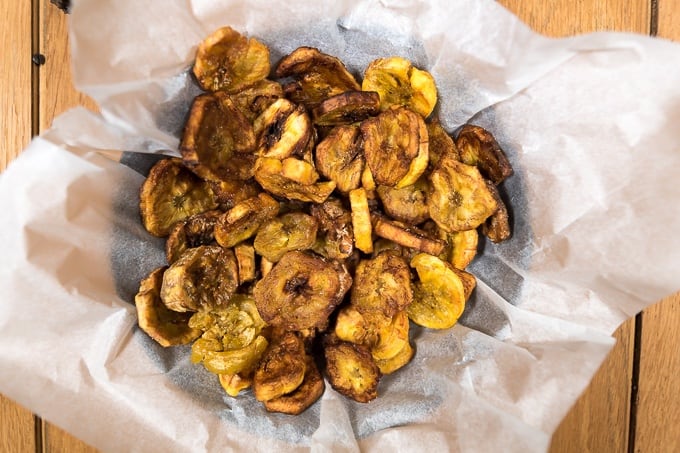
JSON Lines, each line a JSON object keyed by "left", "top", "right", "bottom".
{"left": 497, "top": 1, "right": 651, "bottom": 452}
{"left": 657, "top": 0, "right": 680, "bottom": 39}
{"left": 0, "top": 0, "right": 40, "bottom": 450}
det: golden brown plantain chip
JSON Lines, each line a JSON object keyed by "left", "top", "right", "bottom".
{"left": 253, "top": 212, "right": 319, "bottom": 262}
{"left": 324, "top": 336, "right": 380, "bottom": 403}
{"left": 192, "top": 334, "right": 268, "bottom": 375}
{"left": 361, "top": 56, "right": 438, "bottom": 118}
{"left": 351, "top": 252, "right": 412, "bottom": 317}
{"left": 253, "top": 251, "right": 351, "bottom": 331}
{"left": 161, "top": 245, "right": 239, "bottom": 312}
{"left": 214, "top": 193, "right": 279, "bottom": 248}
{"left": 428, "top": 156, "right": 499, "bottom": 232}
{"left": 209, "top": 178, "right": 261, "bottom": 210}
{"left": 219, "top": 372, "right": 253, "bottom": 397}
{"left": 311, "top": 91, "right": 381, "bottom": 126}
{"left": 370, "top": 310, "right": 410, "bottom": 361}
{"left": 427, "top": 119, "right": 460, "bottom": 170}
{"left": 315, "top": 124, "right": 365, "bottom": 194}
{"left": 263, "top": 355, "right": 325, "bottom": 415}
{"left": 135, "top": 267, "right": 201, "bottom": 347}
{"left": 447, "top": 228, "right": 479, "bottom": 269}
{"left": 228, "top": 78, "right": 284, "bottom": 122}
{"left": 310, "top": 198, "right": 354, "bottom": 260}
{"left": 180, "top": 92, "right": 257, "bottom": 182}
{"left": 371, "top": 214, "right": 445, "bottom": 256}
{"left": 254, "top": 157, "right": 336, "bottom": 203}
{"left": 140, "top": 158, "right": 218, "bottom": 237}
{"left": 455, "top": 124, "right": 513, "bottom": 185}
{"left": 253, "top": 98, "right": 313, "bottom": 159}
{"left": 165, "top": 210, "right": 222, "bottom": 264}
{"left": 376, "top": 177, "right": 430, "bottom": 225}
{"left": 193, "top": 26, "right": 270, "bottom": 93}
{"left": 374, "top": 340, "right": 414, "bottom": 375}
{"left": 253, "top": 332, "right": 307, "bottom": 402}
{"left": 349, "top": 188, "right": 374, "bottom": 254}
{"left": 481, "top": 181, "right": 511, "bottom": 243}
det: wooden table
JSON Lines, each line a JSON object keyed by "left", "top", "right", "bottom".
{"left": 1, "top": 1, "right": 678, "bottom": 451}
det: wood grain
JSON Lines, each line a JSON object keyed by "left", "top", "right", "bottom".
{"left": 0, "top": 396, "right": 36, "bottom": 453}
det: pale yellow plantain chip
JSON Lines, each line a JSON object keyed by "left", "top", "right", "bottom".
{"left": 218, "top": 373, "right": 253, "bottom": 397}
{"left": 349, "top": 188, "right": 373, "bottom": 254}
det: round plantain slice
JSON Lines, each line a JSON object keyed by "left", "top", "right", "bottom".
{"left": 310, "top": 198, "right": 354, "bottom": 260}
{"left": 254, "top": 157, "right": 336, "bottom": 204}
{"left": 311, "top": 91, "right": 381, "bottom": 126}
{"left": 192, "top": 334, "right": 269, "bottom": 375}
{"left": 408, "top": 253, "right": 467, "bottom": 329}
{"left": 180, "top": 92, "right": 257, "bottom": 182}
{"left": 253, "top": 212, "right": 319, "bottom": 262}
{"left": 374, "top": 340, "right": 414, "bottom": 375}
{"left": 253, "top": 332, "right": 307, "bottom": 402}
{"left": 219, "top": 372, "right": 253, "bottom": 397}
{"left": 428, "top": 156, "right": 499, "bottom": 232}
{"left": 165, "top": 209, "right": 222, "bottom": 264}
{"left": 161, "top": 245, "right": 239, "bottom": 312}
{"left": 372, "top": 214, "right": 446, "bottom": 257}
{"left": 140, "top": 158, "right": 218, "bottom": 237}
{"left": 351, "top": 252, "right": 413, "bottom": 318}
{"left": 455, "top": 124, "right": 513, "bottom": 185}
{"left": 361, "top": 56, "right": 438, "bottom": 118}
{"left": 324, "top": 336, "right": 380, "bottom": 403}
{"left": 263, "top": 355, "right": 325, "bottom": 415}
{"left": 315, "top": 124, "right": 365, "bottom": 194}
{"left": 370, "top": 310, "right": 410, "bottom": 361}
{"left": 376, "top": 177, "right": 430, "bottom": 225}
{"left": 360, "top": 106, "right": 426, "bottom": 187}
{"left": 214, "top": 193, "right": 280, "bottom": 248}
{"left": 253, "top": 251, "right": 352, "bottom": 331}
{"left": 209, "top": 177, "right": 261, "bottom": 210}
{"left": 193, "top": 26, "right": 270, "bottom": 93}
{"left": 135, "top": 267, "right": 201, "bottom": 347}
{"left": 228, "top": 78, "right": 284, "bottom": 122}
{"left": 254, "top": 98, "right": 313, "bottom": 159}
{"left": 427, "top": 119, "right": 460, "bottom": 170}
{"left": 481, "top": 181, "right": 511, "bottom": 243}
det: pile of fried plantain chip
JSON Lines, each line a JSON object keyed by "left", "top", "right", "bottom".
{"left": 135, "top": 26, "right": 514, "bottom": 414}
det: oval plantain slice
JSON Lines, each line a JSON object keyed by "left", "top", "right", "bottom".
{"left": 165, "top": 209, "right": 222, "bottom": 264}
{"left": 408, "top": 253, "right": 466, "bottom": 329}
{"left": 455, "top": 124, "right": 513, "bottom": 185}
{"left": 180, "top": 92, "right": 257, "bottom": 182}
{"left": 372, "top": 214, "right": 446, "bottom": 257}
{"left": 315, "top": 124, "right": 365, "bottom": 194}
{"left": 427, "top": 119, "right": 460, "bottom": 170}
{"left": 140, "top": 158, "right": 218, "bottom": 237}
{"left": 253, "top": 332, "right": 307, "bottom": 402}
{"left": 349, "top": 188, "right": 373, "bottom": 254}
{"left": 360, "top": 106, "right": 426, "bottom": 187}
{"left": 374, "top": 340, "right": 414, "bottom": 375}
{"left": 481, "top": 181, "right": 511, "bottom": 243}
{"left": 228, "top": 78, "right": 284, "bottom": 122}
{"left": 448, "top": 228, "right": 479, "bottom": 269}
{"left": 254, "top": 98, "right": 313, "bottom": 159}
{"left": 263, "top": 355, "right": 325, "bottom": 415}
{"left": 253, "top": 251, "right": 352, "bottom": 332}
{"left": 376, "top": 177, "right": 430, "bottom": 225}
{"left": 428, "top": 156, "right": 499, "bottom": 232}
{"left": 135, "top": 267, "right": 201, "bottom": 347}
{"left": 311, "top": 91, "right": 381, "bottom": 127}
{"left": 324, "top": 335, "right": 380, "bottom": 403}
{"left": 193, "top": 26, "right": 270, "bottom": 93}
{"left": 310, "top": 198, "right": 354, "bottom": 260}
{"left": 214, "top": 193, "right": 279, "bottom": 249}
{"left": 219, "top": 373, "right": 253, "bottom": 397}
{"left": 351, "top": 252, "right": 412, "bottom": 318}
{"left": 192, "top": 334, "right": 269, "bottom": 375}
{"left": 370, "top": 310, "right": 410, "bottom": 361}
{"left": 361, "top": 56, "right": 438, "bottom": 118}
{"left": 254, "top": 157, "right": 336, "bottom": 204}
{"left": 253, "top": 212, "right": 319, "bottom": 262}
{"left": 161, "top": 245, "right": 239, "bottom": 312}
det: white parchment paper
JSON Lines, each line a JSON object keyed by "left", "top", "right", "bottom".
{"left": 1, "top": 0, "right": 679, "bottom": 451}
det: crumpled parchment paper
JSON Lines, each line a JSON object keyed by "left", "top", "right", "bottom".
{"left": 1, "top": 0, "right": 679, "bottom": 451}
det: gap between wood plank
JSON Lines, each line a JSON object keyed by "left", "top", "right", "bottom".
{"left": 628, "top": 313, "right": 643, "bottom": 453}
{"left": 650, "top": 0, "right": 659, "bottom": 36}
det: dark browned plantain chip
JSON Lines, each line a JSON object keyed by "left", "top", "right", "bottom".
{"left": 376, "top": 177, "right": 430, "bottom": 225}
{"left": 324, "top": 335, "right": 380, "bottom": 403}
{"left": 311, "top": 91, "right": 381, "bottom": 126}
{"left": 253, "top": 332, "right": 307, "bottom": 402}
{"left": 253, "top": 212, "right": 319, "bottom": 262}
{"left": 209, "top": 178, "right": 261, "bottom": 210}
{"left": 427, "top": 119, "right": 460, "bottom": 170}
{"left": 263, "top": 355, "right": 325, "bottom": 415}
{"left": 314, "top": 124, "right": 365, "bottom": 194}
{"left": 310, "top": 198, "right": 354, "bottom": 260}
{"left": 253, "top": 98, "right": 313, "bottom": 159}
{"left": 165, "top": 209, "right": 222, "bottom": 264}
{"left": 481, "top": 181, "right": 511, "bottom": 243}
{"left": 228, "top": 79, "right": 284, "bottom": 122}
{"left": 214, "top": 193, "right": 280, "bottom": 249}
{"left": 371, "top": 213, "right": 446, "bottom": 256}
{"left": 455, "top": 124, "right": 513, "bottom": 185}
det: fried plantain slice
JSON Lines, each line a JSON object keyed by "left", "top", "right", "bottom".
{"left": 455, "top": 124, "right": 513, "bottom": 185}
{"left": 428, "top": 156, "right": 499, "bottom": 232}
{"left": 376, "top": 177, "right": 430, "bottom": 225}
{"left": 253, "top": 332, "right": 307, "bottom": 402}
{"left": 372, "top": 214, "right": 446, "bottom": 256}
{"left": 228, "top": 78, "right": 284, "bottom": 122}
{"left": 260, "top": 256, "right": 275, "bottom": 278}
{"left": 324, "top": 336, "right": 380, "bottom": 403}
{"left": 310, "top": 198, "right": 354, "bottom": 260}
{"left": 481, "top": 181, "right": 511, "bottom": 243}
{"left": 192, "top": 334, "right": 268, "bottom": 375}
{"left": 263, "top": 355, "right": 325, "bottom": 414}
{"left": 209, "top": 178, "right": 261, "bottom": 210}
{"left": 361, "top": 164, "right": 377, "bottom": 191}
{"left": 370, "top": 310, "right": 410, "bottom": 361}
{"left": 161, "top": 245, "right": 239, "bottom": 312}
{"left": 280, "top": 157, "right": 320, "bottom": 185}
{"left": 361, "top": 56, "right": 438, "bottom": 118}
{"left": 140, "top": 158, "right": 218, "bottom": 237}
{"left": 315, "top": 124, "right": 365, "bottom": 194}
{"left": 253, "top": 212, "right": 319, "bottom": 262}
{"left": 275, "top": 47, "right": 360, "bottom": 109}
{"left": 214, "top": 193, "right": 279, "bottom": 248}
{"left": 374, "top": 340, "right": 414, "bottom": 375}
{"left": 165, "top": 209, "right": 221, "bottom": 264}
{"left": 349, "top": 188, "right": 373, "bottom": 254}
{"left": 427, "top": 119, "right": 460, "bottom": 170}
{"left": 135, "top": 267, "right": 201, "bottom": 347}
{"left": 234, "top": 243, "right": 257, "bottom": 285}
{"left": 253, "top": 251, "right": 351, "bottom": 331}
{"left": 180, "top": 92, "right": 257, "bottom": 182}
{"left": 254, "top": 157, "right": 336, "bottom": 203}
{"left": 219, "top": 372, "right": 253, "bottom": 397}
{"left": 447, "top": 229, "right": 479, "bottom": 269}
{"left": 193, "top": 26, "right": 270, "bottom": 93}
{"left": 351, "top": 252, "right": 412, "bottom": 317}
{"left": 311, "top": 91, "right": 381, "bottom": 126}
{"left": 360, "top": 106, "right": 426, "bottom": 187}
{"left": 408, "top": 253, "right": 466, "bottom": 329}
{"left": 334, "top": 305, "right": 386, "bottom": 347}
{"left": 254, "top": 98, "right": 313, "bottom": 159}
{"left": 453, "top": 267, "right": 477, "bottom": 300}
